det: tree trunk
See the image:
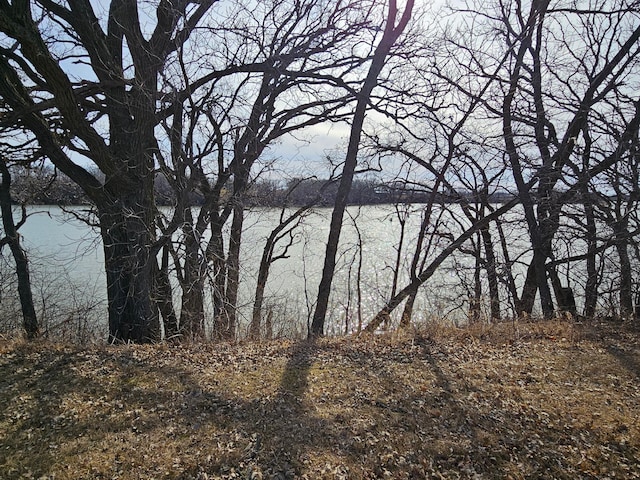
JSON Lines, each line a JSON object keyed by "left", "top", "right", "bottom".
{"left": 311, "top": 0, "right": 415, "bottom": 337}
{"left": 519, "top": 262, "right": 539, "bottom": 316}
{"left": 0, "top": 161, "right": 38, "bottom": 339}
{"left": 480, "top": 224, "right": 501, "bottom": 322}
{"left": 155, "top": 244, "right": 179, "bottom": 339}
{"left": 469, "top": 234, "right": 482, "bottom": 324}
{"left": 615, "top": 228, "right": 634, "bottom": 317}
{"left": 495, "top": 217, "right": 522, "bottom": 315}
{"left": 501, "top": 2, "right": 554, "bottom": 319}
{"left": 206, "top": 215, "right": 228, "bottom": 325}
{"left": 580, "top": 126, "right": 599, "bottom": 318}
{"left": 100, "top": 198, "right": 159, "bottom": 344}
{"left": 250, "top": 238, "right": 271, "bottom": 339}
{"left": 363, "top": 199, "right": 519, "bottom": 333}
{"left": 582, "top": 194, "right": 599, "bottom": 318}
{"left": 180, "top": 216, "right": 206, "bottom": 340}
{"left": 399, "top": 290, "right": 417, "bottom": 329}
{"left": 250, "top": 204, "right": 312, "bottom": 339}
{"left": 214, "top": 201, "right": 243, "bottom": 340}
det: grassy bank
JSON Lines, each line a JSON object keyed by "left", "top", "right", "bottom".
{"left": 1, "top": 321, "right": 639, "bottom": 479}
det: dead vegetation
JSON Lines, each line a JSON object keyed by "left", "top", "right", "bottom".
{"left": 1, "top": 320, "right": 639, "bottom": 479}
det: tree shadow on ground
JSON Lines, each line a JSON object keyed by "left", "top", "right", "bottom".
{"left": 2, "top": 331, "right": 640, "bottom": 479}
{"left": 176, "top": 337, "right": 342, "bottom": 478}
{"left": 588, "top": 322, "right": 640, "bottom": 380}
{"left": 0, "top": 348, "right": 107, "bottom": 477}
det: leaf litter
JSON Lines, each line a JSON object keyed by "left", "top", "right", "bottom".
{"left": 0, "top": 320, "right": 639, "bottom": 479}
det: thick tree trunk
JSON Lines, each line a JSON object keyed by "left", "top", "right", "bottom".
{"left": 180, "top": 222, "right": 206, "bottom": 340}
{"left": 207, "top": 216, "right": 228, "bottom": 323}
{"left": 399, "top": 290, "right": 416, "bottom": 328}
{"left": 213, "top": 201, "right": 243, "bottom": 340}
{"left": 583, "top": 196, "right": 599, "bottom": 318}
{"left": 519, "top": 259, "right": 539, "bottom": 315}
{"left": 100, "top": 197, "right": 159, "bottom": 344}
{"left": 615, "top": 229, "right": 634, "bottom": 317}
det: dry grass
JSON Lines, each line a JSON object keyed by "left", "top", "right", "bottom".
{"left": 1, "top": 320, "right": 639, "bottom": 479}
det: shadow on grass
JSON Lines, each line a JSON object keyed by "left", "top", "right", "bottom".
{"left": 2, "top": 331, "right": 640, "bottom": 479}
{"left": 176, "top": 337, "right": 335, "bottom": 478}
{"left": 278, "top": 337, "right": 316, "bottom": 402}
{"left": 0, "top": 348, "right": 102, "bottom": 477}
{"left": 589, "top": 322, "right": 640, "bottom": 380}
{"left": 606, "top": 343, "right": 640, "bottom": 379}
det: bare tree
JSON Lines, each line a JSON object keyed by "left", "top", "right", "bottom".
{"left": 0, "top": 0, "right": 382, "bottom": 342}
{"left": 249, "top": 189, "right": 313, "bottom": 339}
{"left": 427, "top": 0, "right": 640, "bottom": 321}
{"left": 0, "top": 0, "right": 224, "bottom": 342}
{"left": 155, "top": 0, "right": 381, "bottom": 341}
{"left": 311, "top": 0, "right": 415, "bottom": 336}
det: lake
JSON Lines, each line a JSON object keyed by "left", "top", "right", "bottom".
{"left": 1, "top": 204, "right": 542, "bottom": 339}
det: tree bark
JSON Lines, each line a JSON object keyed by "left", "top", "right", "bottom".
{"left": 501, "top": 2, "right": 555, "bottom": 319}
{"left": 614, "top": 225, "right": 634, "bottom": 317}
{"left": 179, "top": 209, "right": 206, "bottom": 340}
{"left": 480, "top": 223, "right": 501, "bottom": 321}
{"left": 213, "top": 199, "right": 243, "bottom": 341}
{"left": 469, "top": 234, "right": 483, "bottom": 324}
{"left": 156, "top": 244, "right": 179, "bottom": 340}
{"left": 100, "top": 198, "right": 160, "bottom": 344}
{"left": 580, "top": 126, "right": 599, "bottom": 318}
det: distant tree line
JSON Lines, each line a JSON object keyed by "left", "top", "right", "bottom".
{"left": 12, "top": 167, "right": 617, "bottom": 208}
{"left": 11, "top": 168, "right": 527, "bottom": 207}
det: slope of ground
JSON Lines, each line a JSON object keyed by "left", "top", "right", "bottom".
{"left": 1, "top": 321, "right": 639, "bottom": 479}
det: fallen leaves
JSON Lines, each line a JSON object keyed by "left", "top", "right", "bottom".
{"left": 0, "top": 321, "right": 639, "bottom": 479}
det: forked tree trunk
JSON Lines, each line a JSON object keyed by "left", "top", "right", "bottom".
{"left": 250, "top": 210, "right": 310, "bottom": 339}
{"left": 180, "top": 221, "right": 206, "bottom": 340}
